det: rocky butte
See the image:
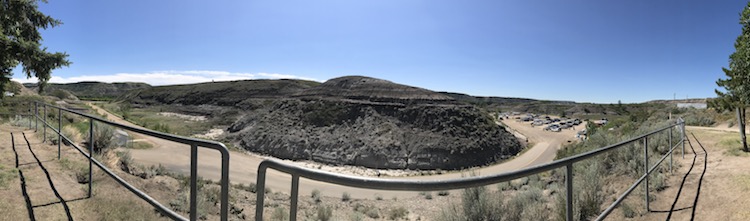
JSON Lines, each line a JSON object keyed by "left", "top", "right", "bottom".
{"left": 125, "top": 76, "right": 523, "bottom": 170}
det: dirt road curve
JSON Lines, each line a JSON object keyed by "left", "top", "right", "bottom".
{"left": 88, "top": 103, "right": 580, "bottom": 198}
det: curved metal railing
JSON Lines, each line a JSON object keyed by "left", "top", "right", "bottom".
{"left": 31, "top": 101, "right": 230, "bottom": 221}
{"left": 255, "top": 118, "right": 685, "bottom": 221}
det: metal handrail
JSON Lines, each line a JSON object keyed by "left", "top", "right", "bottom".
{"left": 255, "top": 118, "right": 685, "bottom": 221}
{"left": 31, "top": 101, "right": 230, "bottom": 221}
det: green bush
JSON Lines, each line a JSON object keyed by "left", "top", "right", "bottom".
{"left": 497, "top": 181, "right": 512, "bottom": 191}
{"left": 621, "top": 202, "right": 636, "bottom": 218}
{"left": 117, "top": 151, "right": 133, "bottom": 171}
{"left": 234, "top": 182, "right": 259, "bottom": 193}
{"left": 89, "top": 122, "right": 115, "bottom": 153}
{"left": 510, "top": 177, "right": 529, "bottom": 190}
{"left": 375, "top": 194, "right": 384, "bottom": 200}
{"left": 651, "top": 172, "right": 667, "bottom": 192}
{"left": 577, "top": 162, "right": 603, "bottom": 219}
{"left": 387, "top": 207, "right": 408, "bottom": 220}
{"left": 365, "top": 207, "right": 380, "bottom": 219}
{"left": 349, "top": 212, "right": 364, "bottom": 221}
{"left": 149, "top": 123, "right": 171, "bottom": 133}
{"left": 75, "top": 167, "right": 89, "bottom": 184}
{"left": 311, "top": 189, "right": 322, "bottom": 203}
{"left": 9, "top": 115, "right": 26, "bottom": 127}
{"left": 342, "top": 192, "right": 351, "bottom": 202}
{"left": 462, "top": 186, "right": 501, "bottom": 221}
{"left": 686, "top": 115, "right": 715, "bottom": 126}
{"left": 271, "top": 207, "right": 288, "bottom": 221}
{"left": 316, "top": 205, "right": 333, "bottom": 221}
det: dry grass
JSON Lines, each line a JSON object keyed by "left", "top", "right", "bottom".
{"left": 61, "top": 125, "right": 82, "bottom": 145}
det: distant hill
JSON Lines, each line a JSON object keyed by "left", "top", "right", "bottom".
{"left": 295, "top": 76, "right": 456, "bottom": 104}
{"left": 645, "top": 98, "right": 709, "bottom": 104}
{"left": 439, "top": 92, "right": 539, "bottom": 105}
{"left": 121, "top": 79, "right": 321, "bottom": 106}
{"left": 24, "top": 81, "right": 151, "bottom": 100}
{"left": 438, "top": 92, "right": 625, "bottom": 116}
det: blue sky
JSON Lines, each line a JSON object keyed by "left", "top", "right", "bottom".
{"left": 11, "top": 0, "right": 748, "bottom": 103}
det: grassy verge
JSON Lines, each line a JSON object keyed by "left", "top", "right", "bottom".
{"left": 99, "top": 102, "right": 214, "bottom": 137}
{"left": 707, "top": 130, "right": 750, "bottom": 157}
{"left": 0, "top": 164, "right": 18, "bottom": 189}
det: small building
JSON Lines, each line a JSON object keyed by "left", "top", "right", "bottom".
{"left": 677, "top": 103, "right": 707, "bottom": 109}
{"left": 3, "top": 92, "right": 14, "bottom": 97}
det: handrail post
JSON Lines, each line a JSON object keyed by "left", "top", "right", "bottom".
{"left": 220, "top": 149, "right": 229, "bottom": 221}
{"left": 681, "top": 119, "right": 685, "bottom": 159}
{"left": 290, "top": 174, "right": 300, "bottom": 221}
{"left": 566, "top": 163, "right": 574, "bottom": 221}
{"left": 669, "top": 126, "right": 673, "bottom": 173}
{"left": 58, "top": 108, "right": 62, "bottom": 160}
{"left": 43, "top": 104, "right": 47, "bottom": 142}
{"left": 88, "top": 118, "right": 94, "bottom": 198}
{"left": 34, "top": 102, "right": 38, "bottom": 132}
{"left": 190, "top": 144, "right": 198, "bottom": 221}
{"left": 28, "top": 101, "right": 32, "bottom": 129}
{"left": 643, "top": 137, "right": 649, "bottom": 212}
{"left": 255, "top": 165, "right": 268, "bottom": 221}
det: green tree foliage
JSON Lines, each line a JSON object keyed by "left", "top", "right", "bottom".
{"left": 1, "top": 0, "right": 70, "bottom": 95}
{"left": 715, "top": 2, "right": 750, "bottom": 152}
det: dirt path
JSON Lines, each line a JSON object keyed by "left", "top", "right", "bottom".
{"left": 88, "top": 103, "right": 581, "bottom": 198}
{"left": 606, "top": 126, "right": 750, "bottom": 220}
{"left": 0, "top": 124, "right": 176, "bottom": 220}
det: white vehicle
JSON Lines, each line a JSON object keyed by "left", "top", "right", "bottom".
{"left": 532, "top": 119, "right": 544, "bottom": 126}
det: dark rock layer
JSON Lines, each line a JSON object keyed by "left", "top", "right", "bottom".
{"left": 128, "top": 75, "right": 523, "bottom": 170}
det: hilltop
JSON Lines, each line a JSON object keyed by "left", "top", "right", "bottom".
{"left": 121, "top": 79, "right": 320, "bottom": 106}
{"left": 23, "top": 81, "right": 150, "bottom": 100}
{"left": 295, "top": 76, "right": 456, "bottom": 104}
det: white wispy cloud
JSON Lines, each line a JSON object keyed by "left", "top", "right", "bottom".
{"left": 12, "top": 70, "right": 319, "bottom": 85}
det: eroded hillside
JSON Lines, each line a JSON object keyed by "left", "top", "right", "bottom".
{"left": 121, "top": 76, "right": 522, "bottom": 170}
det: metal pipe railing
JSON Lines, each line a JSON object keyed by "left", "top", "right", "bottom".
{"left": 32, "top": 101, "right": 231, "bottom": 221}
{"left": 0, "top": 101, "right": 34, "bottom": 130}
{"left": 255, "top": 118, "right": 685, "bottom": 221}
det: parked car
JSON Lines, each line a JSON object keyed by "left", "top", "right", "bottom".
{"left": 532, "top": 119, "right": 544, "bottom": 126}
{"left": 545, "top": 124, "right": 560, "bottom": 131}
{"left": 573, "top": 119, "right": 582, "bottom": 125}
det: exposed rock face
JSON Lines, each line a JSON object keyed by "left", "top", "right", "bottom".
{"left": 225, "top": 76, "right": 522, "bottom": 170}
{"left": 229, "top": 99, "right": 521, "bottom": 170}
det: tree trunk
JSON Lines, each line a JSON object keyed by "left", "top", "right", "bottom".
{"left": 738, "top": 107, "right": 748, "bottom": 152}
